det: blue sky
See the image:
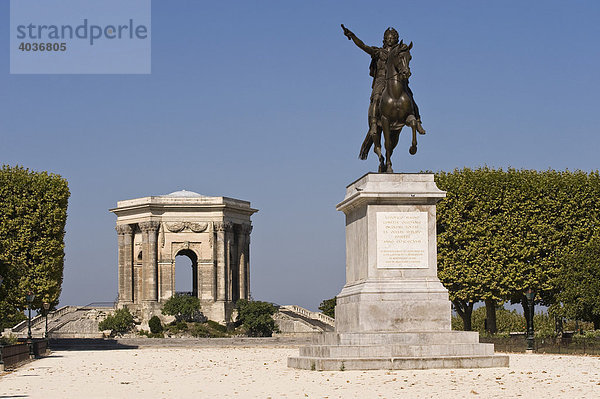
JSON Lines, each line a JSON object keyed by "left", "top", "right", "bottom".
{"left": 1, "top": 1, "right": 599, "bottom": 311}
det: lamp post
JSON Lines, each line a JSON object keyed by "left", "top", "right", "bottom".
{"left": 43, "top": 302, "right": 50, "bottom": 339}
{"left": 26, "top": 292, "right": 35, "bottom": 357}
{"left": 26, "top": 292, "right": 35, "bottom": 340}
{"left": 525, "top": 288, "right": 535, "bottom": 352}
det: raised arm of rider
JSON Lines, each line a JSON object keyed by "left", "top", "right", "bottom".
{"left": 350, "top": 34, "right": 376, "bottom": 56}
{"left": 342, "top": 25, "right": 375, "bottom": 56}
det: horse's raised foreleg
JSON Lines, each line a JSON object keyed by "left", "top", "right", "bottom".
{"left": 406, "top": 115, "right": 418, "bottom": 155}
{"left": 381, "top": 116, "right": 393, "bottom": 173}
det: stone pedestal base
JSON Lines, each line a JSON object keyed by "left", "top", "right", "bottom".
{"left": 335, "top": 280, "right": 451, "bottom": 333}
{"left": 288, "top": 174, "right": 508, "bottom": 370}
{"left": 288, "top": 331, "right": 508, "bottom": 370}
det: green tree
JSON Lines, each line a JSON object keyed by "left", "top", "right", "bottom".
{"left": 436, "top": 168, "right": 510, "bottom": 332}
{"left": 161, "top": 294, "right": 202, "bottom": 322}
{"left": 318, "top": 297, "right": 336, "bottom": 318}
{"left": 503, "top": 170, "right": 600, "bottom": 333}
{"left": 555, "top": 238, "right": 600, "bottom": 329}
{"left": 235, "top": 299, "right": 278, "bottom": 337}
{"left": 98, "top": 307, "right": 135, "bottom": 334}
{"left": 0, "top": 165, "right": 69, "bottom": 329}
{"left": 436, "top": 168, "right": 600, "bottom": 333}
{"left": 148, "top": 315, "right": 163, "bottom": 334}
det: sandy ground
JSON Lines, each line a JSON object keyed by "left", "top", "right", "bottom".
{"left": 1, "top": 347, "right": 599, "bottom": 398}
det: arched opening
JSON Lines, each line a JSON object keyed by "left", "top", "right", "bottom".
{"left": 175, "top": 249, "right": 198, "bottom": 297}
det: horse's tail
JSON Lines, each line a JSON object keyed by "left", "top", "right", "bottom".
{"left": 359, "top": 133, "right": 373, "bottom": 160}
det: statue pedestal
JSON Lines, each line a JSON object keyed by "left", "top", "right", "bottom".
{"left": 288, "top": 174, "right": 508, "bottom": 370}
{"left": 335, "top": 173, "right": 449, "bottom": 333}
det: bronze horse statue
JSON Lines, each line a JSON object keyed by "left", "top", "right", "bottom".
{"left": 359, "top": 42, "right": 421, "bottom": 173}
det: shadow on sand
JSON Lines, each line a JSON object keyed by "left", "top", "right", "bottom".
{"left": 48, "top": 338, "right": 138, "bottom": 351}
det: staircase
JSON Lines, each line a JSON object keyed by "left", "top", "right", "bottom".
{"left": 8, "top": 303, "right": 335, "bottom": 339}
{"left": 275, "top": 305, "right": 334, "bottom": 335}
{"left": 8, "top": 304, "right": 115, "bottom": 339}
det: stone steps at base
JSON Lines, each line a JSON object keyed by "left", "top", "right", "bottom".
{"left": 300, "top": 343, "right": 494, "bottom": 358}
{"left": 314, "top": 331, "right": 481, "bottom": 346}
{"left": 288, "top": 354, "right": 509, "bottom": 371}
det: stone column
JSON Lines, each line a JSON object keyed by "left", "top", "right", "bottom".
{"left": 235, "top": 226, "right": 244, "bottom": 301}
{"left": 140, "top": 221, "right": 160, "bottom": 302}
{"left": 116, "top": 224, "right": 134, "bottom": 304}
{"left": 239, "top": 224, "right": 252, "bottom": 300}
{"left": 116, "top": 226, "right": 124, "bottom": 302}
{"left": 226, "top": 225, "right": 236, "bottom": 301}
{"left": 214, "top": 222, "right": 228, "bottom": 301}
{"left": 210, "top": 227, "right": 217, "bottom": 301}
{"left": 224, "top": 222, "right": 234, "bottom": 301}
{"left": 124, "top": 227, "right": 134, "bottom": 303}
{"left": 246, "top": 226, "right": 252, "bottom": 299}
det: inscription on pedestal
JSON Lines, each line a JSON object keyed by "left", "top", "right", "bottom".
{"left": 376, "top": 211, "right": 428, "bottom": 269}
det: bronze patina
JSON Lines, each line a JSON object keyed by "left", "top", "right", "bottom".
{"left": 342, "top": 24, "right": 425, "bottom": 173}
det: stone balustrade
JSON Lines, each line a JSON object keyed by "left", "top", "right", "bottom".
{"left": 280, "top": 305, "right": 335, "bottom": 327}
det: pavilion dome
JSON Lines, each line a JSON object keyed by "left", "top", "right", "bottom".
{"left": 163, "top": 190, "right": 206, "bottom": 198}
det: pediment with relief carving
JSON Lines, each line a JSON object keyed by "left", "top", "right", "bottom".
{"left": 165, "top": 222, "right": 208, "bottom": 233}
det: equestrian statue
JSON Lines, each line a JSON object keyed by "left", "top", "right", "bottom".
{"left": 342, "top": 25, "right": 426, "bottom": 173}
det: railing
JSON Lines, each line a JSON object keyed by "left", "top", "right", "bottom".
{"left": 81, "top": 302, "right": 116, "bottom": 309}
{"left": 280, "top": 305, "right": 335, "bottom": 327}
{"left": 11, "top": 306, "right": 77, "bottom": 333}
{"left": 11, "top": 320, "right": 28, "bottom": 332}
{"left": 0, "top": 339, "right": 48, "bottom": 369}
{"left": 11, "top": 315, "right": 46, "bottom": 332}
{"left": 480, "top": 334, "right": 600, "bottom": 355}
{"left": 1, "top": 343, "right": 30, "bottom": 368}
{"left": 52, "top": 305, "right": 78, "bottom": 318}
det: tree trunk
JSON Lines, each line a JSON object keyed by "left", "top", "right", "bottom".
{"left": 555, "top": 315, "right": 563, "bottom": 335}
{"left": 521, "top": 295, "right": 535, "bottom": 333}
{"left": 484, "top": 298, "right": 497, "bottom": 334}
{"left": 453, "top": 300, "right": 474, "bottom": 331}
{"left": 521, "top": 295, "right": 529, "bottom": 331}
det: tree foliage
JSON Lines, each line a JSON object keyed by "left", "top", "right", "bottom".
{"left": 318, "top": 297, "right": 336, "bottom": 319}
{"left": 555, "top": 238, "right": 600, "bottom": 329}
{"left": 148, "top": 315, "right": 163, "bottom": 334}
{"left": 436, "top": 168, "right": 511, "bottom": 331}
{"left": 161, "top": 294, "right": 202, "bottom": 322}
{"left": 98, "top": 307, "right": 135, "bottom": 334}
{"left": 0, "top": 165, "right": 69, "bottom": 329}
{"left": 235, "top": 299, "right": 278, "bottom": 337}
{"left": 436, "top": 168, "right": 600, "bottom": 331}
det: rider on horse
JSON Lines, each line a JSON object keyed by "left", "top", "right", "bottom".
{"left": 342, "top": 26, "right": 425, "bottom": 159}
